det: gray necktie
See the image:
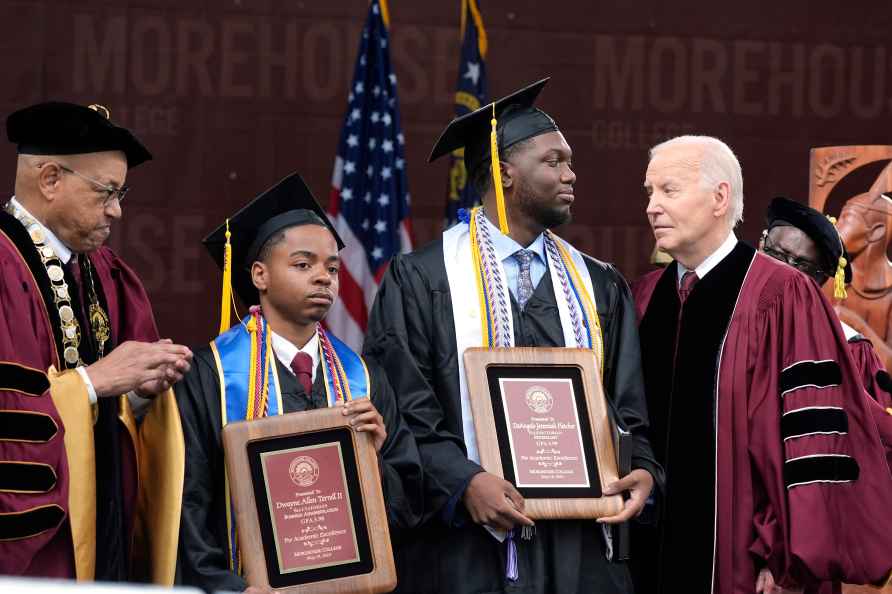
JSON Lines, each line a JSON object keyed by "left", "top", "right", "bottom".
{"left": 513, "top": 249, "right": 535, "bottom": 309}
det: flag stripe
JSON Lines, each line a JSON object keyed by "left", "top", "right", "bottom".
{"left": 324, "top": 299, "right": 365, "bottom": 354}
{"left": 334, "top": 263, "right": 369, "bottom": 331}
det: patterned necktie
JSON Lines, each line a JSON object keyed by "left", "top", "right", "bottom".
{"left": 290, "top": 352, "right": 314, "bottom": 395}
{"left": 513, "top": 249, "right": 535, "bottom": 310}
{"left": 678, "top": 270, "right": 699, "bottom": 304}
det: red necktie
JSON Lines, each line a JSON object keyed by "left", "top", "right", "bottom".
{"left": 290, "top": 352, "right": 314, "bottom": 395}
{"left": 678, "top": 271, "right": 699, "bottom": 304}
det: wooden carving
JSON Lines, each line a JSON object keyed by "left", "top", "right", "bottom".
{"left": 809, "top": 146, "right": 892, "bottom": 371}
{"left": 814, "top": 151, "right": 856, "bottom": 188}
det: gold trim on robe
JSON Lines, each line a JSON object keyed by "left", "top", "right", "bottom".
{"left": 47, "top": 365, "right": 96, "bottom": 581}
{"left": 132, "top": 388, "right": 184, "bottom": 586}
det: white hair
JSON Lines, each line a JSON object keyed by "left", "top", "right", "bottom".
{"left": 649, "top": 135, "right": 744, "bottom": 226}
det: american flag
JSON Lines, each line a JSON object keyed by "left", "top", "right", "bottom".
{"left": 326, "top": 0, "right": 412, "bottom": 352}
{"left": 444, "top": 0, "right": 489, "bottom": 228}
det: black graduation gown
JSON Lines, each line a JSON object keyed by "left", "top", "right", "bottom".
{"left": 363, "top": 239, "right": 664, "bottom": 594}
{"left": 174, "top": 344, "right": 423, "bottom": 593}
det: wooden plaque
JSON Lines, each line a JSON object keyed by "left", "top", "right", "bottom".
{"left": 463, "top": 347, "right": 624, "bottom": 520}
{"left": 221, "top": 407, "right": 396, "bottom": 594}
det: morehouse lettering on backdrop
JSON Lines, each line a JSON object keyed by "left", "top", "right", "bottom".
{"left": 1, "top": 1, "right": 889, "bottom": 346}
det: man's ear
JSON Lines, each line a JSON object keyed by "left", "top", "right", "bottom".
{"left": 499, "top": 161, "right": 514, "bottom": 190}
{"left": 868, "top": 222, "right": 886, "bottom": 244}
{"left": 251, "top": 261, "right": 268, "bottom": 293}
{"left": 713, "top": 181, "right": 731, "bottom": 220}
{"left": 37, "top": 162, "right": 64, "bottom": 203}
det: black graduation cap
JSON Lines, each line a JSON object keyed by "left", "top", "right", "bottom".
{"left": 429, "top": 78, "right": 557, "bottom": 173}
{"left": 765, "top": 196, "right": 852, "bottom": 284}
{"left": 203, "top": 172, "right": 344, "bottom": 315}
{"left": 428, "top": 78, "right": 558, "bottom": 233}
{"left": 6, "top": 102, "right": 152, "bottom": 168}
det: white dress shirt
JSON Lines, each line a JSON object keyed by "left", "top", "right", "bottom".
{"left": 677, "top": 231, "right": 738, "bottom": 285}
{"left": 271, "top": 330, "right": 320, "bottom": 383}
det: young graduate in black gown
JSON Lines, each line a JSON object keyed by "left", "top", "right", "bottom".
{"left": 363, "top": 79, "right": 663, "bottom": 594}
{"left": 175, "top": 174, "right": 422, "bottom": 593}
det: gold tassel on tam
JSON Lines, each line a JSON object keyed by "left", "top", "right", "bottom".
{"left": 834, "top": 255, "right": 848, "bottom": 300}
{"left": 826, "top": 215, "right": 848, "bottom": 300}
{"left": 218, "top": 219, "right": 233, "bottom": 334}
{"left": 489, "top": 103, "right": 510, "bottom": 235}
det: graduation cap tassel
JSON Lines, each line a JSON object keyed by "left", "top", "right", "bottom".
{"left": 489, "top": 104, "right": 510, "bottom": 235}
{"left": 827, "top": 215, "right": 848, "bottom": 301}
{"left": 834, "top": 255, "right": 848, "bottom": 300}
{"left": 219, "top": 219, "right": 233, "bottom": 335}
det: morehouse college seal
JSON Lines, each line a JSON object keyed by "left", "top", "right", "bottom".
{"left": 525, "top": 385, "right": 554, "bottom": 414}
{"left": 288, "top": 455, "right": 320, "bottom": 487}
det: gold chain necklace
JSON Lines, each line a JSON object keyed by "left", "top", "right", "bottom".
{"left": 5, "top": 201, "right": 84, "bottom": 368}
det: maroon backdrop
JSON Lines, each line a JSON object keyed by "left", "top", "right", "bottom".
{"left": 2, "top": 0, "right": 890, "bottom": 346}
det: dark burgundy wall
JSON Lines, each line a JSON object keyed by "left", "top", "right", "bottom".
{"left": 2, "top": 0, "right": 889, "bottom": 345}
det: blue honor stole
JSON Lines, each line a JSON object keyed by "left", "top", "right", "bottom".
{"left": 209, "top": 310, "right": 371, "bottom": 575}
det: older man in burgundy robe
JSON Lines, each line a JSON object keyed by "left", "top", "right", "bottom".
{"left": 632, "top": 135, "right": 892, "bottom": 594}
{"left": 0, "top": 102, "right": 191, "bottom": 583}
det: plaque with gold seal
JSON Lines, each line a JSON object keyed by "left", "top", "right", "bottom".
{"left": 222, "top": 407, "right": 396, "bottom": 593}
{"left": 463, "top": 347, "right": 625, "bottom": 520}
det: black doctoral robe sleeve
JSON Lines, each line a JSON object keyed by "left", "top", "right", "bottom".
{"left": 596, "top": 262, "right": 665, "bottom": 492}
{"left": 364, "top": 254, "right": 483, "bottom": 522}
{"left": 174, "top": 349, "right": 246, "bottom": 594}
{"left": 367, "top": 360, "right": 425, "bottom": 531}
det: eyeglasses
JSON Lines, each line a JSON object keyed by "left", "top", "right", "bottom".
{"left": 761, "top": 242, "right": 828, "bottom": 283}
{"left": 58, "top": 165, "right": 129, "bottom": 206}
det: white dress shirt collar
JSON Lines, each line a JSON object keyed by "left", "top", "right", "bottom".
{"left": 677, "top": 231, "right": 738, "bottom": 283}
{"left": 9, "top": 196, "right": 73, "bottom": 264}
{"left": 271, "top": 330, "right": 319, "bottom": 383}
{"left": 480, "top": 211, "right": 548, "bottom": 265}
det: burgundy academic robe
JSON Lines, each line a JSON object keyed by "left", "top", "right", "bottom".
{"left": 633, "top": 242, "right": 892, "bottom": 594}
{"left": 0, "top": 208, "right": 159, "bottom": 579}
{"left": 848, "top": 336, "right": 892, "bottom": 411}
{"left": 848, "top": 336, "right": 892, "bottom": 471}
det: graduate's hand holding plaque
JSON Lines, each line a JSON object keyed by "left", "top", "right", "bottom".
{"left": 343, "top": 399, "right": 386, "bottom": 451}
{"left": 463, "top": 472, "right": 534, "bottom": 531}
{"left": 598, "top": 468, "right": 654, "bottom": 524}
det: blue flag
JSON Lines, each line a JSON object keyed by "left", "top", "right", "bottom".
{"left": 443, "top": 0, "right": 489, "bottom": 228}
